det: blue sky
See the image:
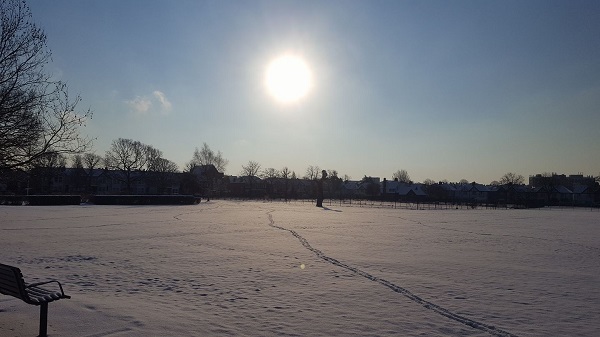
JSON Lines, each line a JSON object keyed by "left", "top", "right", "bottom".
{"left": 28, "top": 0, "right": 600, "bottom": 183}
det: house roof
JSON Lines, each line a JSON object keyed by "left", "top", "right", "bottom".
{"left": 385, "top": 182, "right": 428, "bottom": 196}
{"left": 469, "top": 183, "right": 494, "bottom": 192}
{"left": 553, "top": 185, "right": 573, "bottom": 194}
{"left": 572, "top": 185, "right": 590, "bottom": 194}
{"left": 192, "top": 165, "right": 222, "bottom": 176}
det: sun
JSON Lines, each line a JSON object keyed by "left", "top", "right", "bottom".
{"left": 265, "top": 54, "right": 313, "bottom": 104}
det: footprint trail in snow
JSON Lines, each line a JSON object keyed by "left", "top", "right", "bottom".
{"left": 267, "top": 210, "right": 518, "bottom": 337}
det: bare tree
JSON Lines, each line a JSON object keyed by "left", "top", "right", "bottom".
{"left": 279, "top": 167, "right": 291, "bottom": 201}
{"left": 326, "top": 169, "right": 343, "bottom": 200}
{"left": 241, "top": 160, "right": 261, "bottom": 198}
{"left": 392, "top": 169, "right": 411, "bottom": 183}
{"left": 459, "top": 179, "right": 470, "bottom": 185}
{"left": 82, "top": 153, "right": 102, "bottom": 192}
{"left": 261, "top": 167, "right": 279, "bottom": 180}
{"left": 188, "top": 143, "right": 228, "bottom": 173}
{"left": 500, "top": 172, "right": 525, "bottom": 185}
{"left": 302, "top": 165, "right": 322, "bottom": 200}
{"left": 186, "top": 144, "right": 227, "bottom": 198}
{"left": 316, "top": 170, "right": 327, "bottom": 207}
{"left": 71, "top": 154, "right": 83, "bottom": 169}
{"left": 183, "top": 161, "right": 195, "bottom": 173}
{"left": 144, "top": 145, "right": 163, "bottom": 171}
{"left": 29, "top": 152, "right": 67, "bottom": 193}
{"left": 241, "top": 160, "right": 261, "bottom": 177}
{"left": 33, "top": 152, "right": 67, "bottom": 169}
{"left": 361, "top": 175, "right": 380, "bottom": 198}
{"left": 261, "top": 168, "right": 279, "bottom": 198}
{"left": 104, "top": 138, "right": 150, "bottom": 194}
{"left": 280, "top": 167, "right": 291, "bottom": 180}
{"left": 83, "top": 153, "right": 102, "bottom": 171}
{"left": 152, "top": 158, "right": 179, "bottom": 173}
{"left": 304, "top": 165, "right": 321, "bottom": 180}
{"left": 423, "top": 178, "right": 436, "bottom": 186}
{"left": 69, "top": 154, "right": 86, "bottom": 192}
{"left": 0, "top": 1, "right": 91, "bottom": 171}
{"left": 148, "top": 157, "right": 179, "bottom": 194}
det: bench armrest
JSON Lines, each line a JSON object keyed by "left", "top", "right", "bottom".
{"left": 26, "top": 280, "right": 71, "bottom": 298}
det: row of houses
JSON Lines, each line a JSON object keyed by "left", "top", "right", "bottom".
{"left": 2, "top": 166, "right": 599, "bottom": 207}
{"left": 379, "top": 179, "right": 600, "bottom": 207}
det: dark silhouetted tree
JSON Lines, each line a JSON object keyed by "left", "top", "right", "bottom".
{"left": 188, "top": 143, "right": 228, "bottom": 173}
{"left": 304, "top": 165, "right": 323, "bottom": 200}
{"left": 69, "top": 154, "right": 86, "bottom": 192}
{"left": 279, "top": 167, "right": 291, "bottom": 201}
{"left": 326, "top": 170, "right": 343, "bottom": 200}
{"left": 104, "top": 138, "right": 150, "bottom": 194}
{"left": 261, "top": 167, "right": 279, "bottom": 198}
{"left": 187, "top": 143, "right": 228, "bottom": 197}
{"left": 145, "top": 145, "right": 163, "bottom": 171}
{"left": 29, "top": 152, "right": 67, "bottom": 193}
{"left": 361, "top": 176, "right": 380, "bottom": 198}
{"left": 71, "top": 155, "right": 83, "bottom": 169}
{"left": 304, "top": 165, "right": 321, "bottom": 181}
{"left": 83, "top": 153, "right": 102, "bottom": 192}
{"left": 500, "top": 172, "right": 525, "bottom": 185}
{"left": 392, "top": 170, "right": 411, "bottom": 183}
{"left": 423, "top": 178, "right": 436, "bottom": 186}
{"left": 316, "top": 170, "right": 327, "bottom": 207}
{"left": 148, "top": 157, "right": 179, "bottom": 194}
{"left": 0, "top": 1, "right": 91, "bottom": 171}
{"left": 241, "top": 160, "right": 261, "bottom": 198}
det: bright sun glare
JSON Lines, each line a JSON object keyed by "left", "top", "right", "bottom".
{"left": 265, "top": 54, "right": 312, "bottom": 104}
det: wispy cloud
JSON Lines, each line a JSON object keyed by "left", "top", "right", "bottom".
{"left": 126, "top": 96, "right": 152, "bottom": 114}
{"left": 125, "top": 90, "right": 172, "bottom": 115}
{"left": 153, "top": 90, "right": 172, "bottom": 113}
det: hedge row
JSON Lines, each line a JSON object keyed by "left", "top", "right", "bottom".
{"left": 90, "top": 195, "right": 200, "bottom": 205}
{"left": 0, "top": 195, "right": 200, "bottom": 206}
{"left": 0, "top": 195, "right": 81, "bottom": 205}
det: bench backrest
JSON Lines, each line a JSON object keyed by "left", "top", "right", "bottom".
{"left": 0, "top": 263, "right": 27, "bottom": 301}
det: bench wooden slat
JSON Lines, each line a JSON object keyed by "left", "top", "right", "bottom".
{"left": 26, "top": 287, "right": 63, "bottom": 303}
{"left": 0, "top": 265, "right": 26, "bottom": 300}
{"left": 0, "top": 263, "right": 71, "bottom": 337}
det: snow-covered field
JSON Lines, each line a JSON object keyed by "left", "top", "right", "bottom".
{"left": 1, "top": 201, "right": 598, "bottom": 337}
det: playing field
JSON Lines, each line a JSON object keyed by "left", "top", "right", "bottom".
{"left": 1, "top": 201, "right": 598, "bottom": 336}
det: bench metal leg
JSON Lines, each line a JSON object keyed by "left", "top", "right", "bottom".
{"left": 38, "top": 303, "right": 48, "bottom": 337}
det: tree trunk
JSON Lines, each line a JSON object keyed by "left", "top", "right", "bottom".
{"left": 316, "top": 179, "right": 324, "bottom": 207}
{"left": 316, "top": 170, "right": 327, "bottom": 207}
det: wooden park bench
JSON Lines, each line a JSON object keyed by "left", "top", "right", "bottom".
{"left": 0, "top": 263, "right": 71, "bottom": 337}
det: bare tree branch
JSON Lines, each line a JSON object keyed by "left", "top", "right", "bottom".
{"left": 188, "top": 143, "right": 228, "bottom": 173}
{"left": 0, "top": 0, "right": 91, "bottom": 171}
{"left": 392, "top": 169, "right": 411, "bottom": 183}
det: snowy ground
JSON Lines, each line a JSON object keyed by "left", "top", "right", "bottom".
{"left": 1, "top": 201, "right": 598, "bottom": 337}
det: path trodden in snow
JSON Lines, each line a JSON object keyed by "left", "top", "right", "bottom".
{"left": 267, "top": 210, "right": 517, "bottom": 337}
